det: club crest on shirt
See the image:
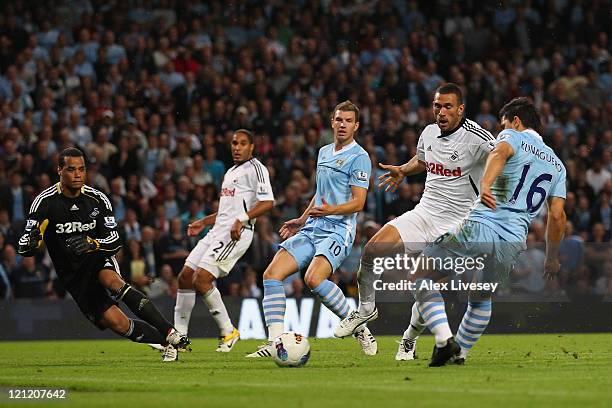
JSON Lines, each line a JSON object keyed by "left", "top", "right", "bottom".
{"left": 449, "top": 150, "right": 460, "bottom": 161}
{"left": 89, "top": 207, "right": 99, "bottom": 219}
{"left": 335, "top": 159, "right": 345, "bottom": 167}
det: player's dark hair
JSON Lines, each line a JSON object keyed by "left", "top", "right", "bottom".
{"left": 234, "top": 128, "right": 254, "bottom": 143}
{"left": 499, "top": 97, "right": 541, "bottom": 131}
{"left": 58, "top": 147, "right": 85, "bottom": 168}
{"left": 332, "top": 100, "right": 360, "bottom": 122}
{"left": 435, "top": 83, "right": 463, "bottom": 105}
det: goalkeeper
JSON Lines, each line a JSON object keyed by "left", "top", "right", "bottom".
{"left": 17, "top": 147, "right": 189, "bottom": 362}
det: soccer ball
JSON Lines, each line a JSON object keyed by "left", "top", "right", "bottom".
{"left": 272, "top": 332, "right": 311, "bottom": 367}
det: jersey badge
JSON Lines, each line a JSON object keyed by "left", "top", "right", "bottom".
{"left": 104, "top": 216, "right": 117, "bottom": 229}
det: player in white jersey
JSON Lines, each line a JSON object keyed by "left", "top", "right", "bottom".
{"left": 334, "top": 84, "right": 495, "bottom": 360}
{"left": 152, "top": 129, "right": 274, "bottom": 355}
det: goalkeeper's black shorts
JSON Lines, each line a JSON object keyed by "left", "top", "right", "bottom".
{"left": 60, "top": 255, "right": 122, "bottom": 330}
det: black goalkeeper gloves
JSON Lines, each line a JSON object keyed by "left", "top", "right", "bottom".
{"left": 65, "top": 234, "right": 100, "bottom": 256}
{"left": 20, "top": 226, "right": 43, "bottom": 253}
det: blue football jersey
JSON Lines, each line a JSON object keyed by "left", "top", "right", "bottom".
{"left": 469, "top": 129, "right": 566, "bottom": 241}
{"left": 311, "top": 141, "right": 371, "bottom": 234}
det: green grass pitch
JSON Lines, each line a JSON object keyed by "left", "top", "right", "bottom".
{"left": 1, "top": 334, "right": 611, "bottom": 407}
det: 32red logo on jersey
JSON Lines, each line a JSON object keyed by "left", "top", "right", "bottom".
{"left": 425, "top": 162, "right": 462, "bottom": 177}
{"left": 221, "top": 188, "right": 236, "bottom": 197}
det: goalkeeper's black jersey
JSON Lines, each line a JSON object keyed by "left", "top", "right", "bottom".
{"left": 17, "top": 183, "right": 122, "bottom": 281}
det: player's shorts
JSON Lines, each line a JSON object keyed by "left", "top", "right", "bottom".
{"left": 280, "top": 218, "right": 353, "bottom": 273}
{"left": 185, "top": 225, "right": 254, "bottom": 278}
{"left": 60, "top": 255, "right": 121, "bottom": 330}
{"left": 387, "top": 205, "right": 461, "bottom": 254}
{"left": 422, "top": 219, "right": 526, "bottom": 282}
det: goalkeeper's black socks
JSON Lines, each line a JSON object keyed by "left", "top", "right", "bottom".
{"left": 122, "top": 319, "right": 166, "bottom": 344}
{"left": 117, "top": 284, "right": 173, "bottom": 337}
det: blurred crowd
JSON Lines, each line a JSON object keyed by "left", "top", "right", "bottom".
{"left": 0, "top": 0, "right": 610, "bottom": 301}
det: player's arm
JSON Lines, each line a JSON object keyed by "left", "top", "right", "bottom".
{"left": 279, "top": 196, "right": 315, "bottom": 240}
{"left": 187, "top": 212, "right": 217, "bottom": 236}
{"left": 543, "top": 196, "right": 566, "bottom": 279}
{"left": 479, "top": 141, "right": 514, "bottom": 210}
{"left": 310, "top": 186, "right": 367, "bottom": 217}
{"left": 231, "top": 200, "right": 274, "bottom": 240}
{"left": 378, "top": 154, "right": 427, "bottom": 192}
{"left": 400, "top": 155, "right": 428, "bottom": 176}
{"left": 17, "top": 219, "right": 48, "bottom": 257}
{"left": 17, "top": 198, "right": 50, "bottom": 257}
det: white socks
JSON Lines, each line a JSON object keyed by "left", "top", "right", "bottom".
{"left": 203, "top": 286, "right": 234, "bottom": 336}
{"left": 173, "top": 289, "right": 196, "bottom": 334}
{"left": 403, "top": 301, "right": 425, "bottom": 340}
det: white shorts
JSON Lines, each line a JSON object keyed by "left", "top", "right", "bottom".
{"left": 387, "top": 204, "right": 464, "bottom": 254}
{"left": 184, "top": 225, "right": 254, "bottom": 278}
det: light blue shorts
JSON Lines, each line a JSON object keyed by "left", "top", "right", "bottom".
{"left": 422, "top": 220, "right": 526, "bottom": 281}
{"left": 280, "top": 218, "right": 353, "bottom": 272}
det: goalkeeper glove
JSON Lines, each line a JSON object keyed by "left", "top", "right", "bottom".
{"left": 65, "top": 234, "right": 100, "bottom": 256}
{"left": 19, "top": 225, "right": 43, "bottom": 254}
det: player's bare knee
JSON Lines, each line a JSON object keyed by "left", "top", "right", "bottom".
{"left": 304, "top": 272, "right": 324, "bottom": 289}
{"left": 193, "top": 270, "right": 215, "bottom": 294}
{"left": 362, "top": 240, "right": 379, "bottom": 263}
{"left": 263, "top": 265, "right": 282, "bottom": 280}
{"left": 263, "top": 258, "right": 287, "bottom": 280}
{"left": 99, "top": 270, "right": 125, "bottom": 293}
{"left": 178, "top": 266, "right": 195, "bottom": 289}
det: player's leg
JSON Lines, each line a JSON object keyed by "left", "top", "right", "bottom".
{"left": 397, "top": 210, "right": 448, "bottom": 360}
{"left": 304, "top": 256, "right": 352, "bottom": 320}
{"left": 147, "top": 265, "right": 195, "bottom": 352}
{"left": 335, "top": 225, "right": 403, "bottom": 337}
{"left": 262, "top": 249, "right": 300, "bottom": 340}
{"left": 98, "top": 267, "right": 189, "bottom": 349}
{"left": 173, "top": 237, "right": 211, "bottom": 335}
{"left": 192, "top": 266, "right": 239, "bottom": 351}
{"left": 357, "top": 224, "right": 405, "bottom": 317}
{"left": 455, "top": 289, "right": 492, "bottom": 364}
{"left": 174, "top": 266, "right": 196, "bottom": 334}
{"left": 306, "top": 236, "right": 377, "bottom": 356}
{"left": 336, "top": 213, "right": 422, "bottom": 338}
{"left": 99, "top": 304, "right": 167, "bottom": 345}
{"left": 396, "top": 301, "right": 424, "bottom": 361}
{"left": 409, "top": 261, "right": 458, "bottom": 367}
{"left": 246, "top": 248, "right": 300, "bottom": 358}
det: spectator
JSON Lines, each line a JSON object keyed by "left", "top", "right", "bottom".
{"left": 158, "top": 218, "right": 190, "bottom": 275}
{"left": 149, "top": 264, "right": 178, "bottom": 299}
{"left": 586, "top": 160, "right": 611, "bottom": 195}
{"left": 10, "top": 256, "right": 52, "bottom": 298}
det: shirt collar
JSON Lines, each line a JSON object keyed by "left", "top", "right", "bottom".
{"left": 438, "top": 116, "right": 466, "bottom": 138}
{"left": 524, "top": 128, "right": 543, "bottom": 141}
{"left": 332, "top": 140, "right": 357, "bottom": 156}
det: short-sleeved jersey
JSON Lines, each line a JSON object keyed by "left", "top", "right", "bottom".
{"left": 469, "top": 128, "right": 567, "bottom": 241}
{"left": 416, "top": 118, "right": 495, "bottom": 221}
{"left": 310, "top": 140, "right": 371, "bottom": 234}
{"left": 17, "top": 183, "right": 122, "bottom": 280}
{"left": 215, "top": 158, "right": 274, "bottom": 229}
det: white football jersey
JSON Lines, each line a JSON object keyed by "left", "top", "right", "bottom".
{"left": 215, "top": 158, "right": 274, "bottom": 228}
{"left": 416, "top": 118, "right": 495, "bottom": 221}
